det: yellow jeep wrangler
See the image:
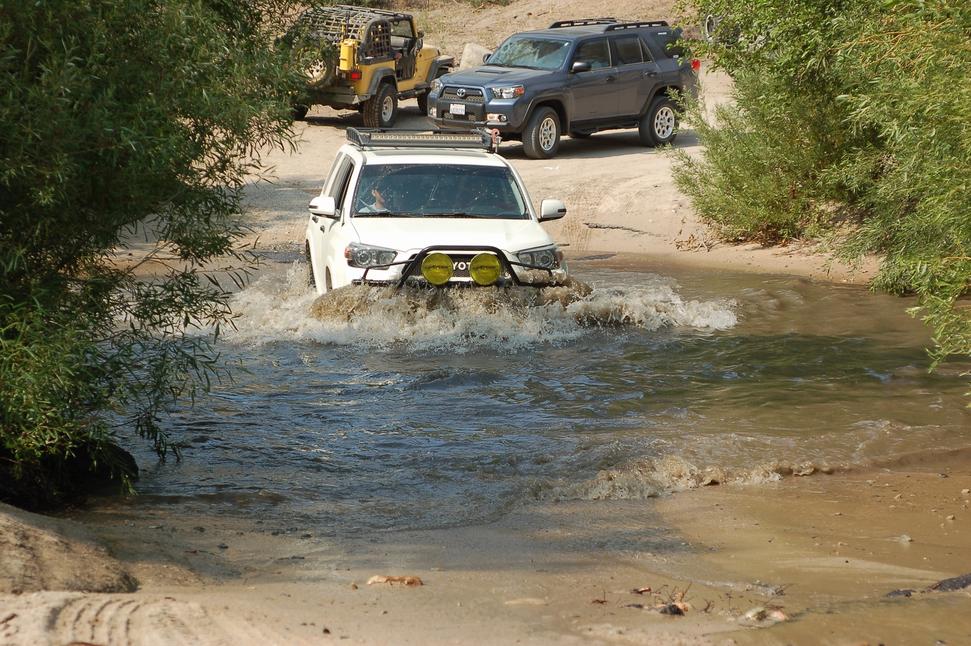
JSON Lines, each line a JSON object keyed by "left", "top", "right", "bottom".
{"left": 287, "top": 5, "right": 454, "bottom": 127}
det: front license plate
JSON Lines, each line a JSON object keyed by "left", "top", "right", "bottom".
{"left": 449, "top": 103, "right": 466, "bottom": 116}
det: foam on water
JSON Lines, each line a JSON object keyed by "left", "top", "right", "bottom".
{"left": 225, "top": 263, "right": 737, "bottom": 351}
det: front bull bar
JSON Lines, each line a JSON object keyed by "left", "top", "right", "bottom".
{"left": 352, "top": 245, "right": 561, "bottom": 289}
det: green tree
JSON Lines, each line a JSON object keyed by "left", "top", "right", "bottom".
{"left": 0, "top": 0, "right": 306, "bottom": 505}
{"left": 676, "top": 0, "right": 970, "bottom": 388}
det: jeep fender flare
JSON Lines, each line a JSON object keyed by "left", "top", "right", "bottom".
{"left": 365, "top": 70, "right": 397, "bottom": 98}
{"left": 424, "top": 56, "right": 455, "bottom": 85}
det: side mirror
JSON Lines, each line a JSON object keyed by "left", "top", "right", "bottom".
{"left": 570, "top": 61, "right": 591, "bottom": 74}
{"left": 539, "top": 199, "right": 567, "bottom": 222}
{"left": 482, "top": 52, "right": 492, "bottom": 64}
{"left": 309, "top": 195, "right": 337, "bottom": 219}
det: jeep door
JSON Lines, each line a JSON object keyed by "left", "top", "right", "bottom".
{"left": 609, "top": 34, "right": 659, "bottom": 116}
{"left": 567, "top": 38, "right": 614, "bottom": 122}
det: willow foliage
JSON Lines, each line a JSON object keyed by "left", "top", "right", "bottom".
{"left": 0, "top": 0, "right": 308, "bottom": 505}
{"left": 676, "top": 0, "right": 970, "bottom": 387}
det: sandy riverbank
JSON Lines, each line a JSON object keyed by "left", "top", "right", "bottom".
{"left": 3, "top": 457, "right": 970, "bottom": 645}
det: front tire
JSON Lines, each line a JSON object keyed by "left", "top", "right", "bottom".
{"left": 305, "top": 241, "right": 316, "bottom": 289}
{"left": 522, "top": 106, "right": 561, "bottom": 159}
{"left": 363, "top": 82, "right": 398, "bottom": 128}
{"left": 639, "top": 97, "right": 678, "bottom": 147}
{"left": 417, "top": 92, "right": 429, "bottom": 115}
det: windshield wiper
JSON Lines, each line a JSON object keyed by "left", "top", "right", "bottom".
{"left": 425, "top": 212, "right": 472, "bottom": 218}
{"left": 354, "top": 211, "right": 421, "bottom": 218}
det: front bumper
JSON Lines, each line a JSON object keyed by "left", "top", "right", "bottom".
{"left": 352, "top": 245, "right": 567, "bottom": 289}
{"left": 426, "top": 86, "right": 529, "bottom": 132}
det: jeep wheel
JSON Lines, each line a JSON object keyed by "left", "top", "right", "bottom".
{"left": 417, "top": 92, "right": 429, "bottom": 115}
{"left": 292, "top": 104, "right": 309, "bottom": 121}
{"left": 523, "top": 107, "right": 561, "bottom": 159}
{"left": 639, "top": 97, "right": 678, "bottom": 147}
{"left": 363, "top": 82, "right": 398, "bottom": 128}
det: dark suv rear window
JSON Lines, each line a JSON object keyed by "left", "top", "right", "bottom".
{"left": 612, "top": 35, "right": 645, "bottom": 65}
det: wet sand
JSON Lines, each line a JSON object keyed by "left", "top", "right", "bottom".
{"left": 4, "top": 458, "right": 970, "bottom": 645}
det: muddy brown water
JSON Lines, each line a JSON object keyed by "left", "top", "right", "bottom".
{"left": 93, "top": 259, "right": 970, "bottom": 536}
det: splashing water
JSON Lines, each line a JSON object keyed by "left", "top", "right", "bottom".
{"left": 225, "top": 263, "right": 737, "bottom": 351}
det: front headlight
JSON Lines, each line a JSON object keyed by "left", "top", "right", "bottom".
{"left": 490, "top": 85, "right": 525, "bottom": 100}
{"left": 516, "top": 244, "right": 562, "bottom": 269}
{"left": 430, "top": 78, "right": 443, "bottom": 93}
{"left": 345, "top": 242, "right": 398, "bottom": 268}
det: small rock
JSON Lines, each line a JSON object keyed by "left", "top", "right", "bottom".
{"left": 657, "top": 603, "right": 684, "bottom": 616}
{"left": 217, "top": 543, "right": 229, "bottom": 550}
{"left": 897, "top": 534, "right": 913, "bottom": 544}
{"left": 946, "top": 515, "right": 956, "bottom": 521}
{"left": 738, "top": 606, "right": 789, "bottom": 627}
{"left": 961, "top": 489, "right": 970, "bottom": 496}
{"left": 886, "top": 588, "right": 915, "bottom": 598}
{"left": 194, "top": 526, "right": 206, "bottom": 533}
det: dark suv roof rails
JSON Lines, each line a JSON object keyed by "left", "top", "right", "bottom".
{"left": 605, "top": 20, "right": 669, "bottom": 31}
{"left": 548, "top": 18, "right": 616, "bottom": 28}
{"left": 346, "top": 128, "right": 497, "bottom": 151}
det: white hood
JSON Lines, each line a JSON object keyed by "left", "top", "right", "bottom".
{"left": 349, "top": 217, "right": 554, "bottom": 257}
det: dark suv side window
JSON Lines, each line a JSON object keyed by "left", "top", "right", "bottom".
{"left": 573, "top": 38, "right": 611, "bottom": 69}
{"left": 612, "top": 35, "right": 646, "bottom": 65}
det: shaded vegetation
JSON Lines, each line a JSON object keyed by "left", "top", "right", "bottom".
{"left": 0, "top": 0, "right": 307, "bottom": 507}
{"left": 676, "top": 0, "right": 970, "bottom": 385}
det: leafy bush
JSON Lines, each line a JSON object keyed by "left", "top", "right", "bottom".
{"left": 676, "top": 0, "right": 970, "bottom": 380}
{"left": 0, "top": 0, "right": 305, "bottom": 506}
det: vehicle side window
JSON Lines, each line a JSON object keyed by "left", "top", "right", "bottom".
{"left": 573, "top": 38, "right": 610, "bottom": 69}
{"left": 328, "top": 158, "right": 355, "bottom": 213}
{"left": 612, "top": 35, "right": 645, "bottom": 65}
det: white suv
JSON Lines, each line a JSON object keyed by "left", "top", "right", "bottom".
{"left": 305, "top": 129, "right": 569, "bottom": 294}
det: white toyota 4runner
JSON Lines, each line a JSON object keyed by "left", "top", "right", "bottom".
{"left": 305, "top": 129, "right": 569, "bottom": 293}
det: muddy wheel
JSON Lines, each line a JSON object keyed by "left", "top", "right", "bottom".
{"left": 363, "top": 82, "right": 398, "bottom": 128}
{"left": 417, "top": 92, "right": 429, "bottom": 115}
{"left": 305, "top": 241, "right": 316, "bottom": 288}
{"left": 292, "top": 104, "right": 309, "bottom": 121}
{"left": 639, "top": 97, "right": 678, "bottom": 147}
{"left": 522, "top": 106, "right": 561, "bottom": 159}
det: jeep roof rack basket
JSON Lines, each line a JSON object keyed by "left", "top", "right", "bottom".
{"left": 548, "top": 18, "right": 616, "bottom": 28}
{"left": 346, "top": 128, "right": 497, "bottom": 151}
{"left": 605, "top": 20, "right": 669, "bottom": 31}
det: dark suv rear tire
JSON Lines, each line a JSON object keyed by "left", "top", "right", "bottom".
{"left": 522, "top": 107, "right": 561, "bottom": 159}
{"left": 639, "top": 97, "right": 679, "bottom": 147}
{"left": 363, "top": 82, "right": 398, "bottom": 128}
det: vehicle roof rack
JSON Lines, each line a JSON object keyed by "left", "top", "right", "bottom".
{"left": 605, "top": 20, "right": 669, "bottom": 31}
{"left": 548, "top": 18, "right": 616, "bottom": 28}
{"left": 346, "top": 128, "right": 497, "bottom": 152}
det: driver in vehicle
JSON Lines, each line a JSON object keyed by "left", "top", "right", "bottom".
{"left": 357, "top": 183, "right": 392, "bottom": 213}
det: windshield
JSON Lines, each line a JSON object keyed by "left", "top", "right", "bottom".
{"left": 486, "top": 36, "right": 570, "bottom": 70}
{"left": 353, "top": 164, "right": 529, "bottom": 219}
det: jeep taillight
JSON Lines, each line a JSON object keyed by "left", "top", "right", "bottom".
{"left": 349, "top": 69, "right": 363, "bottom": 81}
{"left": 691, "top": 58, "right": 701, "bottom": 72}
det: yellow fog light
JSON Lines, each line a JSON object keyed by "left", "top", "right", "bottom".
{"left": 421, "top": 253, "right": 453, "bottom": 286}
{"left": 469, "top": 253, "right": 501, "bottom": 286}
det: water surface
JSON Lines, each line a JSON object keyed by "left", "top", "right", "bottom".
{"left": 116, "top": 261, "right": 971, "bottom": 535}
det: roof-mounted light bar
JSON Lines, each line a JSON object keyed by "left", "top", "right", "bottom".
{"left": 346, "top": 128, "right": 497, "bottom": 151}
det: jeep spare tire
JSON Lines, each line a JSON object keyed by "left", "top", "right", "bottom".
{"left": 639, "top": 97, "right": 678, "bottom": 147}
{"left": 363, "top": 82, "right": 398, "bottom": 128}
{"left": 306, "top": 56, "right": 336, "bottom": 90}
{"left": 523, "top": 107, "right": 561, "bottom": 159}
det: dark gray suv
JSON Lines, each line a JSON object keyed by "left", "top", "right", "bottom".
{"left": 426, "top": 18, "right": 699, "bottom": 159}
